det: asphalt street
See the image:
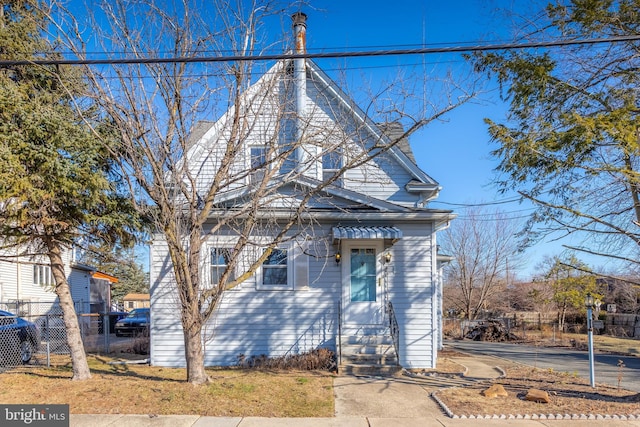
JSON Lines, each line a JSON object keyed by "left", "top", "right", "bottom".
{"left": 446, "top": 339, "right": 640, "bottom": 392}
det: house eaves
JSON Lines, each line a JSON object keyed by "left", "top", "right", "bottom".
{"left": 208, "top": 173, "right": 413, "bottom": 214}
{"left": 207, "top": 209, "right": 456, "bottom": 223}
{"left": 292, "top": 175, "right": 412, "bottom": 213}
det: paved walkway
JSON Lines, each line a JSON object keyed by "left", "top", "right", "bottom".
{"left": 69, "top": 354, "right": 640, "bottom": 427}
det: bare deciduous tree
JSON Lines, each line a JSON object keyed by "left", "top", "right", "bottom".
{"left": 46, "top": 0, "right": 478, "bottom": 383}
{"left": 442, "top": 208, "right": 521, "bottom": 320}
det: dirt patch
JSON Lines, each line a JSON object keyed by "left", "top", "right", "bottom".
{"left": 435, "top": 365, "right": 640, "bottom": 417}
{"left": 407, "top": 356, "right": 467, "bottom": 376}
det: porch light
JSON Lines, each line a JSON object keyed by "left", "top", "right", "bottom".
{"left": 384, "top": 252, "right": 392, "bottom": 263}
{"left": 335, "top": 252, "right": 341, "bottom": 264}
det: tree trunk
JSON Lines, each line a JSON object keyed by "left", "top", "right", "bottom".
{"left": 46, "top": 241, "right": 91, "bottom": 381}
{"left": 558, "top": 305, "right": 567, "bottom": 332}
{"left": 183, "top": 306, "right": 209, "bottom": 384}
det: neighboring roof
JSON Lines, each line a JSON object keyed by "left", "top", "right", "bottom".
{"left": 378, "top": 121, "right": 416, "bottom": 164}
{"left": 70, "top": 262, "right": 96, "bottom": 273}
{"left": 184, "top": 120, "right": 215, "bottom": 152}
{"left": 92, "top": 271, "right": 119, "bottom": 283}
{"left": 123, "top": 293, "right": 150, "bottom": 301}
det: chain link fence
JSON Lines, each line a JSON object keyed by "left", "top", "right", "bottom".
{"left": 0, "top": 301, "right": 149, "bottom": 372}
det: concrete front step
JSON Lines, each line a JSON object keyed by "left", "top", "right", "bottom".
{"left": 341, "top": 334, "right": 393, "bottom": 346}
{"left": 340, "top": 363, "right": 402, "bottom": 376}
{"left": 341, "top": 351, "right": 397, "bottom": 364}
{"left": 340, "top": 332, "right": 399, "bottom": 376}
{"left": 340, "top": 343, "right": 395, "bottom": 355}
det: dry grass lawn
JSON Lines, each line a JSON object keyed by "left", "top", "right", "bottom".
{"left": 1, "top": 336, "right": 639, "bottom": 418}
{"left": 0, "top": 355, "right": 334, "bottom": 417}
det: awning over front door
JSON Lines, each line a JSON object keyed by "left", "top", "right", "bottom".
{"left": 332, "top": 226, "right": 403, "bottom": 242}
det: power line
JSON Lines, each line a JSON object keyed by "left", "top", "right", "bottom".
{"left": 431, "top": 196, "right": 523, "bottom": 207}
{"left": 2, "top": 35, "right": 639, "bottom": 67}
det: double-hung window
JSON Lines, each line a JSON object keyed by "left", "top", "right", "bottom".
{"left": 259, "top": 248, "right": 291, "bottom": 290}
{"left": 322, "top": 150, "right": 342, "bottom": 186}
{"left": 211, "top": 248, "right": 233, "bottom": 286}
{"left": 250, "top": 146, "right": 267, "bottom": 184}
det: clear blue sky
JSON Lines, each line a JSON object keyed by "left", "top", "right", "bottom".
{"left": 294, "top": 0, "right": 610, "bottom": 279}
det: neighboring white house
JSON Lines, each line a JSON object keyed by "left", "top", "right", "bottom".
{"left": 150, "top": 13, "right": 456, "bottom": 371}
{"left": 0, "top": 245, "right": 113, "bottom": 317}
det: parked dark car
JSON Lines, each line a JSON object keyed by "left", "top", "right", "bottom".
{"left": 0, "top": 310, "right": 41, "bottom": 364}
{"left": 114, "top": 308, "right": 150, "bottom": 337}
{"left": 98, "top": 311, "right": 128, "bottom": 334}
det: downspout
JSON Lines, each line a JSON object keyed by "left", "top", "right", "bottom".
{"left": 291, "top": 12, "right": 307, "bottom": 173}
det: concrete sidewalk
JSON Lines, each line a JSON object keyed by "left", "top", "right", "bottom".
{"left": 69, "top": 354, "right": 640, "bottom": 427}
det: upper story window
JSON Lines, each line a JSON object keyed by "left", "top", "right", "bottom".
{"left": 322, "top": 150, "right": 342, "bottom": 186}
{"left": 33, "top": 264, "right": 54, "bottom": 286}
{"left": 250, "top": 146, "right": 267, "bottom": 184}
{"left": 211, "top": 248, "right": 234, "bottom": 285}
{"left": 258, "top": 248, "right": 291, "bottom": 290}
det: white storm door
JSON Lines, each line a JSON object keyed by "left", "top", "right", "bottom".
{"left": 343, "top": 241, "right": 384, "bottom": 326}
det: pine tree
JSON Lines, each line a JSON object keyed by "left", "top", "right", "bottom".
{"left": 0, "top": 0, "right": 140, "bottom": 380}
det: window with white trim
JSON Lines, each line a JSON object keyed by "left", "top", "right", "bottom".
{"left": 33, "top": 264, "right": 54, "bottom": 286}
{"left": 322, "top": 150, "right": 342, "bottom": 186}
{"left": 211, "top": 247, "right": 234, "bottom": 285}
{"left": 249, "top": 146, "right": 267, "bottom": 184}
{"left": 258, "top": 248, "right": 292, "bottom": 290}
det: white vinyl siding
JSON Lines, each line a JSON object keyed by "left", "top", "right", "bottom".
{"left": 150, "top": 222, "right": 440, "bottom": 369}
{"left": 0, "top": 248, "right": 90, "bottom": 315}
{"left": 150, "top": 231, "right": 339, "bottom": 368}
{"left": 387, "top": 222, "right": 436, "bottom": 368}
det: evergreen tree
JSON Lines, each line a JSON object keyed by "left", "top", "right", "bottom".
{"left": 0, "top": 0, "right": 140, "bottom": 380}
{"left": 472, "top": 0, "right": 640, "bottom": 269}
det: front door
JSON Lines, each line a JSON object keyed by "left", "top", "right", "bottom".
{"left": 342, "top": 241, "right": 384, "bottom": 326}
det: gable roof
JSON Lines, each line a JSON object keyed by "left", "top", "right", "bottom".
{"left": 304, "top": 60, "right": 440, "bottom": 188}
{"left": 183, "top": 57, "right": 444, "bottom": 209}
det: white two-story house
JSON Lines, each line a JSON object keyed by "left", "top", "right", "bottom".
{"left": 149, "top": 13, "right": 455, "bottom": 372}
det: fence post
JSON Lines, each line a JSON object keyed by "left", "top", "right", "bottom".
{"left": 103, "top": 313, "right": 109, "bottom": 354}
{"left": 538, "top": 312, "right": 541, "bottom": 330}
